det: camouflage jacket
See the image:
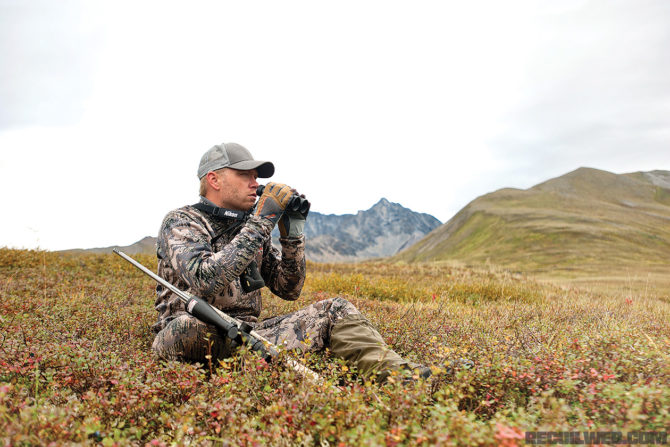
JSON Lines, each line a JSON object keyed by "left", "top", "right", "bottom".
{"left": 152, "top": 197, "right": 306, "bottom": 333}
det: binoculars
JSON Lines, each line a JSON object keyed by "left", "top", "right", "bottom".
{"left": 256, "top": 185, "right": 310, "bottom": 217}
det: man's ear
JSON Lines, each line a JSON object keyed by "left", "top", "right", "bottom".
{"left": 206, "top": 171, "right": 221, "bottom": 192}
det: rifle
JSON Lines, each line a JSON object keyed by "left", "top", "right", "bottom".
{"left": 113, "top": 249, "right": 324, "bottom": 385}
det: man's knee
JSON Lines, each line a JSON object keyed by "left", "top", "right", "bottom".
{"left": 325, "top": 296, "right": 361, "bottom": 321}
{"left": 152, "top": 314, "right": 231, "bottom": 363}
{"left": 152, "top": 314, "right": 195, "bottom": 361}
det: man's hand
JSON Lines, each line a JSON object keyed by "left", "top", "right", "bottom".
{"left": 253, "top": 182, "right": 292, "bottom": 224}
{"left": 279, "top": 211, "right": 305, "bottom": 238}
{"left": 278, "top": 190, "right": 308, "bottom": 238}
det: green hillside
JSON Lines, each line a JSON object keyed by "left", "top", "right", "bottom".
{"left": 396, "top": 168, "right": 670, "bottom": 280}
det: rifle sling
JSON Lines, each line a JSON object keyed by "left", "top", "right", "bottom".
{"left": 191, "top": 203, "right": 248, "bottom": 220}
{"left": 191, "top": 203, "right": 248, "bottom": 246}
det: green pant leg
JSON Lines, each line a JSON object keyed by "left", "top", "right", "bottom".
{"left": 329, "top": 314, "right": 408, "bottom": 376}
{"left": 256, "top": 297, "right": 418, "bottom": 378}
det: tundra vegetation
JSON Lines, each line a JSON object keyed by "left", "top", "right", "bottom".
{"left": 1, "top": 248, "right": 668, "bottom": 446}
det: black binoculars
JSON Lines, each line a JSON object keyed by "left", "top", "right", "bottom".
{"left": 256, "top": 185, "right": 310, "bottom": 217}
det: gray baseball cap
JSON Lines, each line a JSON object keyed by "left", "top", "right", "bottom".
{"left": 197, "top": 142, "right": 274, "bottom": 179}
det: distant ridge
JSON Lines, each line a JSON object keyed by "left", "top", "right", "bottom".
{"left": 61, "top": 199, "right": 442, "bottom": 262}
{"left": 300, "top": 198, "right": 441, "bottom": 262}
{"left": 61, "top": 236, "right": 157, "bottom": 255}
{"left": 395, "top": 168, "right": 670, "bottom": 273}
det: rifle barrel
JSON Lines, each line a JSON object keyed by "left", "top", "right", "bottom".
{"left": 113, "top": 249, "right": 191, "bottom": 304}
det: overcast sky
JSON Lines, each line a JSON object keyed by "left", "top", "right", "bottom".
{"left": 1, "top": 0, "right": 669, "bottom": 251}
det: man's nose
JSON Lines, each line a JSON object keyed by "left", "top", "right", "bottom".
{"left": 250, "top": 178, "right": 259, "bottom": 188}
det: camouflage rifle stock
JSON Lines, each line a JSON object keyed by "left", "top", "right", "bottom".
{"left": 113, "top": 249, "right": 325, "bottom": 385}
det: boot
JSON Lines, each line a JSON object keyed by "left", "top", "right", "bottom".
{"left": 329, "top": 314, "right": 431, "bottom": 383}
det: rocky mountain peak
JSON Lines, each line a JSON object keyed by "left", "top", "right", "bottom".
{"left": 298, "top": 199, "right": 442, "bottom": 262}
{"left": 372, "top": 197, "right": 391, "bottom": 207}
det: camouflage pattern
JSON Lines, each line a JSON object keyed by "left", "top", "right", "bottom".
{"left": 153, "top": 296, "right": 361, "bottom": 363}
{"left": 255, "top": 297, "right": 360, "bottom": 352}
{"left": 152, "top": 196, "right": 306, "bottom": 335}
{"left": 152, "top": 314, "right": 233, "bottom": 362}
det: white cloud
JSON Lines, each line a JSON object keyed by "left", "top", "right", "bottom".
{"left": 1, "top": 0, "right": 669, "bottom": 250}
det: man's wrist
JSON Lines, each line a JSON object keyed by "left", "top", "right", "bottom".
{"left": 279, "top": 234, "right": 305, "bottom": 244}
{"left": 247, "top": 215, "right": 275, "bottom": 239}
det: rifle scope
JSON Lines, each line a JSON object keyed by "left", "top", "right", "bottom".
{"left": 256, "top": 185, "right": 310, "bottom": 217}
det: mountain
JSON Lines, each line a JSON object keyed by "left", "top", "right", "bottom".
{"left": 394, "top": 168, "right": 670, "bottom": 274}
{"left": 62, "top": 236, "right": 157, "bottom": 255}
{"left": 62, "top": 199, "right": 442, "bottom": 262}
{"left": 299, "top": 198, "right": 441, "bottom": 262}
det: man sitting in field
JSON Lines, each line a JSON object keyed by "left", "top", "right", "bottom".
{"left": 151, "top": 142, "right": 431, "bottom": 382}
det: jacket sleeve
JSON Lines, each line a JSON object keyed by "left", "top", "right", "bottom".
{"left": 159, "top": 209, "right": 274, "bottom": 299}
{"left": 260, "top": 235, "right": 306, "bottom": 301}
